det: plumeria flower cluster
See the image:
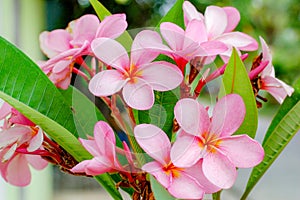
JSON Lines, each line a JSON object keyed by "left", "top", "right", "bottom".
{"left": 0, "top": 1, "right": 295, "bottom": 200}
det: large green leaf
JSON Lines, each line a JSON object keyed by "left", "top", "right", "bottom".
{"left": 156, "top": 0, "right": 184, "bottom": 28}
{"left": 0, "top": 36, "right": 122, "bottom": 200}
{"left": 220, "top": 49, "right": 258, "bottom": 138}
{"left": 138, "top": 89, "right": 179, "bottom": 139}
{"left": 241, "top": 79, "right": 300, "bottom": 199}
{"left": 89, "top": 0, "right": 132, "bottom": 51}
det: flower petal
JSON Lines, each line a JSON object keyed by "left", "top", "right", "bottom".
{"left": 79, "top": 138, "right": 100, "bottom": 157}
{"left": 6, "top": 154, "right": 31, "bottom": 186}
{"left": 197, "top": 41, "right": 228, "bottom": 56}
{"left": 216, "top": 32, "right": 258, "bottom": 51}
{"left": 27, "top": 127, "right": 44, "bottom": 152}
{"left": 122, "top": 79, "right": 154, "bottom": 110}
{"left": 182, "top": 1, "right": 204, "bottom": 25}
{"left": 26, "top": 155, "right": 48, "bottom": 170}
{"left": 185, "top": 19, "right": 207, "bottom": 45}
{"left": 220, "top": 135, "right": 264, "bottom": 168}
{"left": 142, "top": 161, "right": 170, "bottom": 188}
{"left": 174, "top": 98, "right": 210, "bottom": 135}
{"left": 131, "top": 30, "right": 169, "bottom": 66}
{"left": 91, "top": 38, "right": 129, "bottom": 71}
{"left": 210, "top": 94, "right": 245, "bottom": 137}
{"left": 134, "top": 124, "right": 171, "bottom": 165}
{"left": 171, "top": 134, "right": 202, "bottom": 167}
{"left": 96, "top": 14, "right": 127, "bottom": 39}
{"left": 89, "top": 70, "right": 127, "bottom": 96}
{"left": 205, "top": 6, "right": 227, "bottom": 38}
{"left": 160, "top": 22, "right": 185, "bottom": 51}
{"left": 202, "top": 151, "right": 236, "bottom": 189}
{"left": 140, "top": 61, "right": 183, "bottom": 91}
{"left": 168, "top": 172, "right": 205, "bottom": 199}
{"left": 223, "top": 7, "right": 240, "bottom": 32}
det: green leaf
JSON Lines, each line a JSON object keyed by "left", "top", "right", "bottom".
{"left": 220, "top": 48, "right": 258, "bottom": 138}
{"left": 156, "top": 0, "right": 185, "bottom": 28}
{"left": 241, "top": 79, "right": 300, "bottom": 199}
{"left": 0, "top": 36, "right": 122, "bottom": 200}
{"left": 138, "top": 89, "right": 179, "bottom": 139}
{"left": 150, "top": 175, "right": 177, "bottom": 200}
{"left": 89, "top": 0, "right": 132, "bottom": 51}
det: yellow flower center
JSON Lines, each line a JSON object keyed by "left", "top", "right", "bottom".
{"left": 123, "top": 64, "right": 142, "bottom": 84}
{"left": 198, "top": 132, "right": 222, "bottom": 154}
{"left": 163, "top": 162, "right": 183, "bottom": 178}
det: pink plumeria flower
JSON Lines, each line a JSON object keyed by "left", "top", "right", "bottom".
{"left": 249, "top": 37, "right": 294, "bottom": 103}
{"left": 89, "top": 30, "right": 183, "bottom": 110}
{"left": 0, "top": 125, "right": 47, "bottom": 186}
{"left": 134, "top": 124, "right": 220, "bottom": 199}
{"left": 183, "top": 1, "right": 258, "bottom": 62}
{"left": 71, "top": 121, "right": 124, "bottom": 175}
{"left": 171, "top": 94, "right": 264, "bottom": 189}
{"left": 39, "top": 14, "right": 127, "bottom": 89}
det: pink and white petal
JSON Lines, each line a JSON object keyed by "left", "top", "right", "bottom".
{"left": 174, "top": 98, "right": 210, "bottom": 135}
{"left": 0, "top": 102, "right": 12, "bottom": 120}
{"left": 122, "top": 79, "right": 154, "bottom": 110}
{"left": 182, "top": 1, "right": 204, "bottom": 25}
{"left": 202, "top": 151, "right": 237, "bottom": 189}
{"left": 89, "top": 70, "right": 127, "bottom": 97}
{"left": 93, "top": 121, "right": 116, "bottom": 159}
{"left": 140, "top": 61, "right": 183, "bottom": 91}
{"left": 261, "top": 76, "right": 294, "bottom": 104}
{"left": 223, "top": 7, "right": 240, "bottom": 32}
{"left": 131, "top": 30, "right": 169, "bottom": 66}
{"left": 91, "top": 38, "right": 129, "bottom": 71}
{"left": 85, "top": 157, "right": 117, "bottom": 175}
{"left": 219, "top": 135, "right": 264, "bottom": 168}
{"left": 134, "top": 124, "right": 171, "bottom": 166}
{"left": 0, "top": 126, "right": 30, "bottom": 149}
{"left": 168, "top": 172, "right": 205, "bottom": 199}
{"left": 70, "top": 160, "right": 90, "bottom": 173}
{"left": 27, "top": 127, "right": 44, "bottom": 152}
{"left": 160, "top": 22, "right": 185, "bottom": 51}
{"left": 185, "top": 160, "right": 221, "bottom": 194}
{"left": 26, "top": 155, "right": 48, "bottom": 170}
{"left": 205, "top": 6, "right": 227, "bottom": 38}
{"left": 39, "top": 30, "right": 72, "bottom": 58}
{"left": 216, "top": 32, "right": 258, "bottom": 51}
{"left": 142, "top": 161, "right": 170, "bottom": 188}
{"left": 171, "top": 134, "right": 203, "bottom": 167}
{"left": 6, "top": 154, "right": 31, "bottom": 187}
{"left": 52, "top": 59, "right": 71, "bottom": 73}
{"left": 96, "top": 14, "right": 127, "bottom": 39}
{"left": 210, "top": 94, "right": 245, "bottom": 137}
{"left": 71, "top": 14, "right": 99, "bottom": 46}
{"left": 79, "top": 139, "right": 100, "bottom": 157}
{"left": 259, "top": 36, "right": 272, "bottom": 62}
{"left": 185, "top": 19, "right": 208, "bottom": 45}
{"left": 197, "top": 41, "right": 228, "bottom": 56}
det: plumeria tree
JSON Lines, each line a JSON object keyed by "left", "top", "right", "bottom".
{"left": 0, "top": 0, "right": 299, "bottom": 199}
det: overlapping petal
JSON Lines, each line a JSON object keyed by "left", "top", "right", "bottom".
{"left": 142, "top": 161, "right": 170, "bottom": 188}
{"left": 205, "top": 6, "right": 227, "bottom": 39}
{"left": 96, "top": 14, "right": 127, "bottom": 39}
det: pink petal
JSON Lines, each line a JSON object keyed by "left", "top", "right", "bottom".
{"left": 219, "top": 135, "right": 264, "bottom": 168}
{"left": 70, "top": 14, "right": 99, "bottom": 46}
{"left": 89, "top": 70, "right": 127, "bottom": 96}
{"left": 168, "top": 172, "right": 205, "bottom": 199}
{"left": 39, "top": 30, "right": 72, "bottom": 58}
{"left": 131, "top": 30, "right": 168, "bottom": 66}
{"left": 70, "top": 160, "right": 90, "bottom": 173}
{"left": 185, "top": 19, "right": 207, "bottom": 46}
{"left": 223, "top": 7, "right": 240, "bottom": 32}
{"left": 91, "top": 38, "right": 129, "bottom": 72}
{"left": 86, "top": 157, "right": 117, "bottom": 175}
{"left": 140, "top": 61, "right": 183, "bottom": 91}
{"left": 174, "top": 98, "right": 210, "bottom": 135}
{"left": 171, "top": 134, "right": 202, "bottom": 167}
{"left": 185, "top": 160, "right": 221, "bottom": 194}
{"left": 52, "top": 60, "right": 72, "bottom": 73}
{"left": 26, "top": 155, "right": 48, "bottom": 170}
{"left": 96, "top": 14, "right": 127, "bottom": 39}
{"left": 134, "top": 124, "right": 171, "bottom": 165}
{"left": 261, "top": 76, "right": 294, "bottom": 104}
{"left": 197, "top": 41, "right": 228, "bottom": 56}
{"left": 0, "top": 126, "right": 30, "bottom": 149}
{"left": 160, "top": 22, "right": 185, "bottom": 51}
{"left": 79, "top": 138, "right": 100, "bottom": 157}
{"left": 202, "top": 151, "right": 236, "bottom": 189}
{"left": 27, "top": 127, "right": 44, "bottom": 152}
{"left": 142, "top": 161, "right": 170, "bottom": 188}
{"left": 122, "top": 79, "right": 154, "bottom": 110}
{"left": 93, "top": 121, "right": 116, "bottom": 160}
{"left": 205, "top": 6, "right": 227, "bottom": 38}
{"left": 216, "top": 32, "right": 259, "bottom": 51}
{"left": 259, "top": 36, "right": 272, "bottom": 62}
{"left": 182, "top": 1, "right": 204, "bottom": 26}
{"left": 6, "top": 154, "right": 31, "bottom": 186}
{"left": 210, "top": 94, "right": 245, "bottom": 137}
{"left": 0, "top": 102, "right": 12, "bottom": 120}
